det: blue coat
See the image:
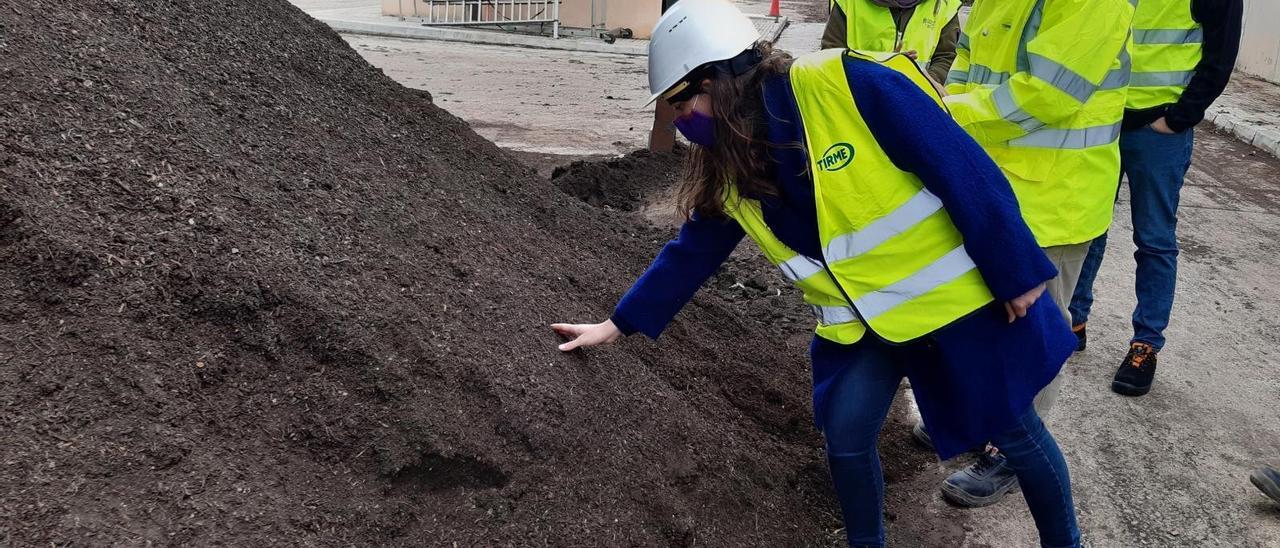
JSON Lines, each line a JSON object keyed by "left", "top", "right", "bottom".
{"left": 611, "top": 57, "right": 1076, "bottom": 459}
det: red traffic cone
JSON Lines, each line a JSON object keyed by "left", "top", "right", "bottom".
{"left": 769, "top": 0, "right": 781, "bottom": 17}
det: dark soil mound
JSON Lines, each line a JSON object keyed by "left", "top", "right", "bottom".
{"left": 0, "top": 1, "right": 846, "bottom": 546}
{"left": 552, "top": 146, "right": 687, "bottom": 212}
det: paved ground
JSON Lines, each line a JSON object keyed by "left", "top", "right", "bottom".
{"left": 1211, "top": 74, "right": 1280, "bottom": 159}
{"left": 331, "top": 0, "right": 827, "bottom": 156}
{"left": 921, "top": 129, "right": 1280, "bottom": 547}
{"left": 315, "top": 1, "right": 1280, "bottom": 545}
{"left": 345, "top": 35, "right": 650, "bottom": 155}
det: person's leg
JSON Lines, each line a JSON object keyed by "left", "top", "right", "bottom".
{"left": 815, "top": 340, "right": 906, "bottom": 548}
{"left": 1068, "top": 169, "right": 1125, "bottom": 337}
{"left": 1031, "top": 242, "right": 1090, "bottom": 418}
{"left": 990, "top": 410, "right": 1081, "bottom": 548}
{"left": 1109, "top": 126, "right": 1194, "bottom": 396}
{"left": 1068, "top": 233, "right": 1108, "bottom": 329}
{"left": 945, "top": 243, "right": 1088, "bottom": 508}
{"left": 1125, "top": 126, "right": 1194, "bottom": 351}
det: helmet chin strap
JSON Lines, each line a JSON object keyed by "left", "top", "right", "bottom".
{"left": 716, "top": 44, "right": 765, "bottom": 78}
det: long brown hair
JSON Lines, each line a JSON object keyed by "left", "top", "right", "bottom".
{"left": 677, "top": 43, "right": 795, "bottom": 220}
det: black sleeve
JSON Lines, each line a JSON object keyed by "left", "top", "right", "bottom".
{"left": 1165, "top": 0, "right": 1244, "bottom": 132}
{"left": 927, "top": 15, "right": 961, "bottom": 83}
{"left": 821, "top": 4, "right": 848, "bottom": 50}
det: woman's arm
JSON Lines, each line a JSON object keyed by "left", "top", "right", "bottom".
{"left": 553, "top": 214, "right": 745, "bottom": 350}
{"left": 843, "top": 58, "right": 1056, "bottom": 302}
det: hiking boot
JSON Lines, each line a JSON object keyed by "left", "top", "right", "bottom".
{"left": 912, "top": 421, "right": 934, "bottom": 451}
{"left": 942, "top": 452, "right": 1019, "bottom": 507}
{"left": 1072, "top": 323, "right": 1087, "bottom": 352}
{"left": 1112, "top": 342, "right": 1158, "bottom": 397}
{"left": 1251, "top": 466, "right": 1280, "bottom": 505}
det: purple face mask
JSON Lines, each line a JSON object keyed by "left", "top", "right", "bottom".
{"left": 673, "top": 95, "right": 715, "bottom": 147}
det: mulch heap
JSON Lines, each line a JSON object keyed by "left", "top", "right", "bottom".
{"left": 0, "top": 1, "right": 968, "bottom": 544}
{"left": 552, "top": 146, "right": 686, "bottom": 212}
{"left": 0, "top": 0, "right": 854, "bottom": 545}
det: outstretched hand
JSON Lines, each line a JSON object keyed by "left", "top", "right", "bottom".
{"left": 1004, "top": 283, "right": 1046, "bottom": 323}
{"left": 551, "top": 320, "right": 622, "bottom": 352}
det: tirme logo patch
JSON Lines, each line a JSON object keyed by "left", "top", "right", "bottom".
{"left": 818, "top": 143, "right": 855, "bottom": 171}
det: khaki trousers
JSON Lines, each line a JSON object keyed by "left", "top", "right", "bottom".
{"left": 1031, "top": 242, "right": 1091, "bottom": 420}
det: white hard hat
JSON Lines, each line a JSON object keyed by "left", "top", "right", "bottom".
{"left": 646, "top": 0, "right": 761, "bottom": 105}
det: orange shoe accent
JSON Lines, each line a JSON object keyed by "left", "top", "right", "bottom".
{"left": 1128, "top": 342, "right": 1155, "bottom": 368}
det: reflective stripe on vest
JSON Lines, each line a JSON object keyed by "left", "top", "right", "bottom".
{"left": 1010, "top": 123, "right": 1122, "bottom": 150}
{"left": 1133, "top": 28, "right": 1203, "bottom": 45}
{"left": 1130, "top": 70, "right": 1194, "bottom": 87}
{"left": 844, "top": 246, "right": 977, "bottom": 321}
{"left": 778, "top": 254, "right": 825, "bottom": 283}
{"left": 812, "top": 304, "right": 858, "bottom": 326}
{"left": 825, "top": 189, "right": 943, "bottom": 262}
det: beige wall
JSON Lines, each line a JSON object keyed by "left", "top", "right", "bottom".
{"left": 383, "top": 0, "right": 662, "bottom": 39}
{"left": 1238, "top": 0, "right": 1280, "bottom": 84}
{"left": 382, "top": 0, "right": 416, "bottom": 17}
{"left": 559, "top": 0, "right": 661, "bottom": 39}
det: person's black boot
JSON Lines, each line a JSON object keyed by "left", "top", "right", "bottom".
{"left": 1251, "top": 466, "right": 1280, "bottom": 505}
{"left": 1072, "top": 323, "right": 1087, "bottom": 352}
{"left": 1112, "top": 342, "right": 1157, "bottom": 396}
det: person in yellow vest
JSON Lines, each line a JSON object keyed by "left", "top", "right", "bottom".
{"left": 820, "top": 0, "right": 962, "bottom": 84}
{"left": 937, "top": 0, "right": 1134, "bottom": 507}
{"left": 551, "top": 1, "right": 1081, "bottom": 545}
{"left": 1068, "top": 0, "right": 1243, "bottom": 397}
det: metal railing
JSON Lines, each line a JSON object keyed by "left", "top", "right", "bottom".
{"left": 414, "top": 0, "right": 560, "bottom": 38}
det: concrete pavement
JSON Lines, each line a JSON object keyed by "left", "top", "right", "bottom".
{"left": 908, "top": 128, "right": 1280, "bottom": 547}
{"left": 288, "top": 0, "right": 787, "bottom": 57}
{"left": 1210, "top": 74, "right": 1280, "bottom": 160}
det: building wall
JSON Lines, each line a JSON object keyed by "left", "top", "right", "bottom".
{"left": 1238, "top": 0, "right": 1280, "bottom": 84}
{"left": 382, "top": 0, "right": 662, "bottom": 39}
{"left": 558, "top": 0, "right": 661, "bottom": 39}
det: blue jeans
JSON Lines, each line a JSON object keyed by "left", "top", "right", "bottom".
{"left": 819, "top": 338, "right": 1080, "bottom": 548}
{"left": 1069, "top": 125, "right": 1195, "bottom": 350}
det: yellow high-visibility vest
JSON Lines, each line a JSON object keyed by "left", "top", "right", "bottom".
{"left": 723, "top": 49, "right": 993, "bottom": 344}
{"left": 1129, "top": 0, "right": 1201, "bottom": 110}
{"left": 831, "top": 0, "right": 962, "bottom": 69}
{"left": 944, "top": 0, "right": 1134, "bottom": 247}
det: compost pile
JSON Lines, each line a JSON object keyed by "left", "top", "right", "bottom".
{"left": 552, "top": 146, "right": 686, "bottom": 212}
{"left": 0, "top": 1, "right": 855, "bottom": 545}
